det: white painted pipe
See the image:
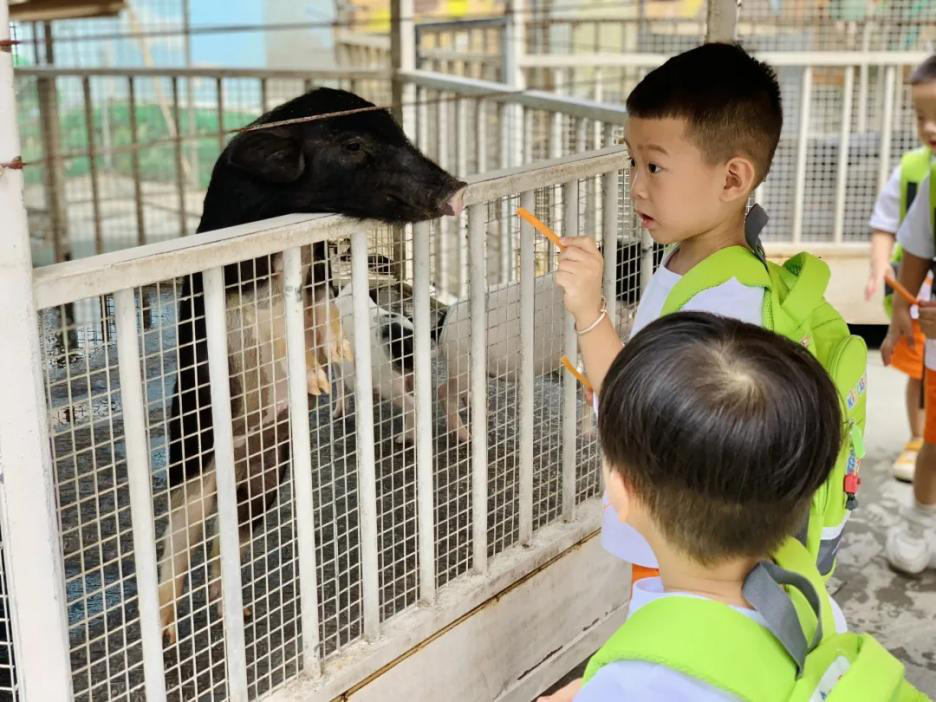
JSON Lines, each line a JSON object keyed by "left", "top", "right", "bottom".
{"left": 469, "top": 204, "right": 489, "bottom": 573}
{"left": 114, "top": 289, "right": 168, "bottom": 701}
{"left": 518, "top": 191, "right": 536, "bottom": 545}
{"left": 203, "top": 266, "right": 249, "bottom": 702}
{"left": 282, "top": 247, "right": 322, "bottom": 676}
{"left": 350, "top": 230, "right": 381, "bottom": 641}
{"left": 413, "top": 222, "right": 437, "bottom": 602}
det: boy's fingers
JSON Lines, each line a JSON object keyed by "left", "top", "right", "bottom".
{"left": 560, "top": 236, "right": 600, "bottom": 253}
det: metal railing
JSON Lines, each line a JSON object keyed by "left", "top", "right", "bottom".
{"left": 13, "top": 65, "right": 627, "bottom": 284}
{"left": 7, "top": 147, "right": 634, "bottom": 701}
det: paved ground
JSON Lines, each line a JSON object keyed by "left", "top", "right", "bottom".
{"left": 537, "top": 352, "right": 936, "bottom": 699}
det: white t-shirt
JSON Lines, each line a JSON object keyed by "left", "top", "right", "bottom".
{"left": 574, "top": 577, "right": 848, "bottom": 701}
{"left": 869, "top": 165, "right": 902, "bottom": 234}
{"left": 601, "top": 258, "right": 765, "bottom": 567}
{"left": 896, "top": 173, "right": 936, "bottom": 369}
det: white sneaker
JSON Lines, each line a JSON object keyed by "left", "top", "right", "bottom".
{"left": 885, "top": 508, "right": 936, "bottom": 574}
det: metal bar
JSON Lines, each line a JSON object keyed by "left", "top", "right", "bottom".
{"left": 114, "top": 289, "right": 168, "bottom": 701}
{"left": 15, "top": 65, "right": 390, "bottom": 81}
{"left": 602, "top": 168, "right": 619, "bottom": 326}
{"left": 469, "top": 203, "right": 489, "bottom": 573}
{"left": 878, "top": 65, "right": 897, "bottom": 194}
{"left": 562, "top": 180, "right": 578, "bottom": 520}
{"left": 640, "top": 229, "right": 654, "bottom": 294}
{"left": 518, "top": 191, "right": 535, "bottom": 545}
{"left": 390, "top": 0, "right": 415, "bottom": 126}
{"left": 33, "top": 147, "right": 630, "bottom": 309}
{"left": 438, "top": 93, "right": 451, "bottom": 294}
{"left": 36, "top": 42, "right": 67, "bottom": 262}
{"left": 791, "top": 66, "right": 812, "bottom": 245}
{"left": 128, "top": 77, "right": 146, "bottom": 247}
{"left": 413, "top": 222, "right": 436, "bottom": 601}
{"left": 706, "top": 0, "right": 739, "bottom": 42}
{"left": 171, "top": 77, "right": 188, "bottom": 237}
{"left": 260, "top": 76, "right": 268, "bottom": 113}
{"left": 282, "top": 247, "right": 322, "bottom": 676}
{"left": 833, "top": 66, "right": 855, "bottom": 245}
{"left": 216, "top": 76, "right": 225, "bottom": 153}
{"left": 82, "top": 76, "right": 104, "bottom": 255}
{"left": 476, "top": 97, "right": 488, "bottom": 173}
{"left": 202, "top": 267, "right": 249, "bottom": 702}
{"left": 0, "top": 7, "right": 72, "bottom": 695}
{"left": 351, "top": 230, "right": 381, "bottom": 641}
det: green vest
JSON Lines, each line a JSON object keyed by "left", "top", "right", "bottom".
{"left": 884, "top": 147, "right": 936, "bottom": 317}
{"left": 582, "top": 540, "right": 931, "bottom": 702}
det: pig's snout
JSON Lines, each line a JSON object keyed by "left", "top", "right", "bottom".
{"left": 441, "top": 186, "right": 466, "bottom": 217}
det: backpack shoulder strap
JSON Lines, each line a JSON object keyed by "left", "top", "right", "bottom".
{"left": 582, "top": 596, "right": 794, "bottom": 702}
{"left": 900, "top": 147, "right": 932, "bottom": 221}
{"left": 817, "top": 633, "right": 928, "bottom": 702}
{"left": 660, "top": 245, "right": 771, "bottom": 317}
{"left": 767, "top": 253, "right": 831, "bottom": 336}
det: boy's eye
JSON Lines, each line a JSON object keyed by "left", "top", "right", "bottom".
{"left": 628, "top": 157, "right": 637, "bottom": 168}
{"left": 648, "top": 163, "right": 662, "bottom": 174}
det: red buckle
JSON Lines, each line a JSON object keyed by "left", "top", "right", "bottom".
{"left": 844, "top": 473, "right": 861, "bottom": 495}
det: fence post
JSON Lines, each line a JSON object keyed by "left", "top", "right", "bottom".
{"left": 391, "top": 0, "right": 416, "bottom": 282}
{"left": 37, "top": 22, "right": 68, "bottom": 263}
{"left": 705, "top": 0, "right": 739, "bottom": 42}
{"left": 0, "top": 4, "right": 73, "bottom": 698}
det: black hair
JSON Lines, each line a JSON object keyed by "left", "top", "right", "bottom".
{"left": 911, "top": 54, "right": 936, "bottom": 85}
{"left": 598, "top": 312, "right": 842, "bottom": 564}
{"left": 626, "top": 43, "right": 783, "bottom": 184}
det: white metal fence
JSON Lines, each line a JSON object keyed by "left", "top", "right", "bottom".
{"left": 3, "top": 144, "right": 637, "bottom": 701}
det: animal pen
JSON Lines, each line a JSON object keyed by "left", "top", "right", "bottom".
{"left": 0, "top": 0, "right": 933, "bottom": 700}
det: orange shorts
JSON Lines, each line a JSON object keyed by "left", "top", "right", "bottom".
{"left": 925, "top": 369, "right": 936, "bottom": 444}
{"left": 891, "top": 320, "right": 926, "bottom": 381}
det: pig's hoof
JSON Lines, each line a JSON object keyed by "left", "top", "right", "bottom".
{"left": 307, "top": 367, "right": 331, "bottom": 395}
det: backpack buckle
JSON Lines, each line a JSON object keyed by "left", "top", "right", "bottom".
{"left": 844, "top": 473, "right": 861, "bottom": 509}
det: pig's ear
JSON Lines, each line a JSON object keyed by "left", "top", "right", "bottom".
{"left": 227, "top": 130, "right": 305, "bottom": 183}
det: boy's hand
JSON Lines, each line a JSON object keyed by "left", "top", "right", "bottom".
{"left": 537, "top": 678, "right": 582, "bottom": 702}
{"left": 556, "top": 237, "right": 605, "bottom": 329}
{"left": 917, "top": 300, "right": 936, "bottom": 339}
{"left": 865, "top": 262, "right": 887, "bottom": 302}
{"left": 882, "top": 304, "right": 915, "bottom": 366}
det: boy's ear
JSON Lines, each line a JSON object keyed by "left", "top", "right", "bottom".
{"left": 606, "top": 470, "right": 634, "bottom": 525}
{"left": 721, "top": 156, "right": 758, "bottom": 204}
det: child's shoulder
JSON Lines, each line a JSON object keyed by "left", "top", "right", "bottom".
{"left": 576, "top": 659, "right": 740, "bottom": 702}
{"left": 679, "top": 276, "right": 765, "bottom": 327}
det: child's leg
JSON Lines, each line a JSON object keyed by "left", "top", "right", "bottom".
{"left": 906, "top": 375, "right": 925, "bottom": 439}
{"left": 886, "top": 368, "right": 936, "bottom": 573}
{"left": 890, "top": 324, "right": 926, "bottom": 481}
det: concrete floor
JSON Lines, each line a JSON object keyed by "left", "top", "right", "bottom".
{"left": 538, "top": 353, "right": 936, "bottom": 699}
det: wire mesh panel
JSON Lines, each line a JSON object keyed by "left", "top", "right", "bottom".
{"left": 40, "top": 296, "right": 150, "bottom": 701}
{"left": 0, "top": 533, "right": 19, "bottom": 702}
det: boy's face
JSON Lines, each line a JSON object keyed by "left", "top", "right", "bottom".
{"left": 624, "top": 117, "right": 728, "bottom": 245}
{"left": 912, "top": 81, "right": 936, "bottom": 152}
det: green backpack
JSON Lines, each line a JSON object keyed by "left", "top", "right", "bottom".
{"left": 883, "top": 146, "right": 935, "bottom": 318}
{"left": 660, "top": 246, "right": 867, "bottom": 579}
{"left": 582, "top": 539, "right": 930, "bottom": 702}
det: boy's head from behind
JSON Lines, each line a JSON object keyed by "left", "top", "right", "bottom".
{"left": 624, "top": 43, "right": 782, "bottom": 245}
{"left": 911, "top": 55, "right": 936, "bottom": 153}
{"left": 598, "top": 312, "right": 842, "bottom": 566}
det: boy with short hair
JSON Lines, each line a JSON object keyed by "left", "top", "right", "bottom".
{"left": 541, "top": 313, "right": 924, "bottom": 701}
{"left": 865, "top": 54, "right": 936, "bottom": 481}
{"left": 881, "top": 55, "right": 936, "bottom": 573}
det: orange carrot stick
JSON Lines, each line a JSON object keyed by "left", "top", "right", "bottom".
{"left": 561, "top": 355, "right": 593, "bottom": 392}
{"left": 516, "top": 207, "right": 565, "bottom": 251}
{"left": 885, "top": 274, "right": 918, "bottom": 306}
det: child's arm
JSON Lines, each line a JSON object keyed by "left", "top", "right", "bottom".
{"left": 536, "top": 678, "right": 582, "bottom": 702}
{"left": 882, "top": 250, "right": 930, "bottom": 365}
{"left": 866, "top": 230, "right": 895, "bottom": 301}
{"left": 555, "top": 236, "right": 623, "bottom": 393}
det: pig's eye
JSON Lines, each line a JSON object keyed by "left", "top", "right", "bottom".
{"left": 343, "top": 141, "right": 363, "bottom": 153}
